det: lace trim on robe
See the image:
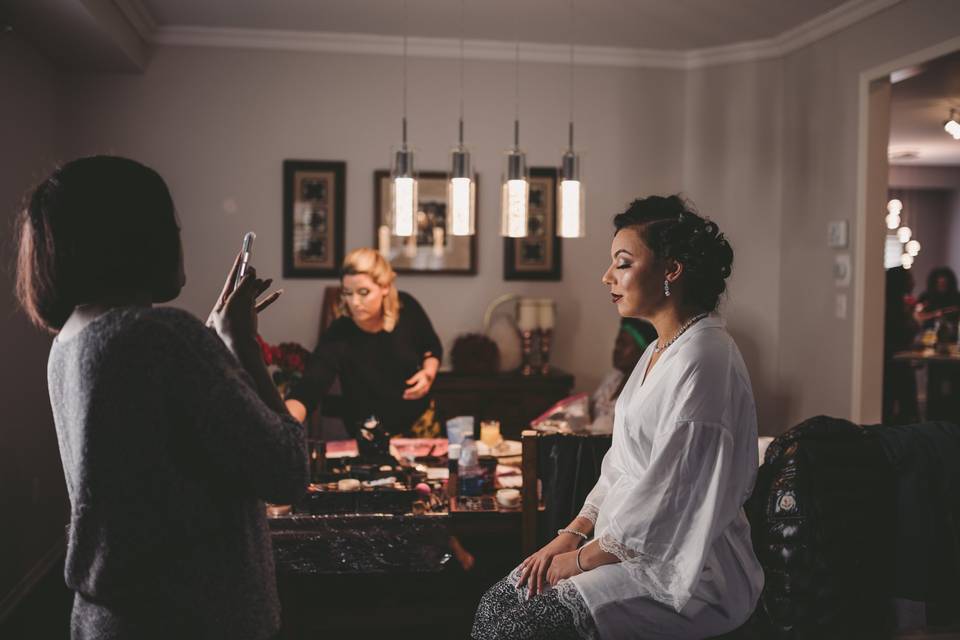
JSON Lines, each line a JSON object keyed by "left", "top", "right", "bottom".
{"left": 577, "top": 503, "right": 600, "bottom": 524}
{"left": 555, "top": 580, "right": 600, "bottom": 640}
{"left": 597, "top": 532, "right": 688, "bottom": 612}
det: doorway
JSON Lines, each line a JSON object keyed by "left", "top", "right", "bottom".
{"left": 854, "top": 37, "right": 960, "bottom": 424}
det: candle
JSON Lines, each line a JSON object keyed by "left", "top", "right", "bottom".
{"left": 538, "top": 299, "right": 555, "bottom": 330}
{"left": 517, "top": 298, "right": 539, "bottom": 331}
{"left": 378, "top": 224, "right": 391, "bottom": 257}
{"left": 480, "top": 420, "right": 502, "bottom": 447}
{"left": 403, "top": 233, "right": 417, "bottom": 258}
{"left": 433, "top": 226, "right": 445, "bottom": 257}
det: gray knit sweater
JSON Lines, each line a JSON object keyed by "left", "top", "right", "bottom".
{"left": 47, "top": 306, "right": 308, "bottom": 640}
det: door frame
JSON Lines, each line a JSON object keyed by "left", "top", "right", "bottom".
{"left": 851, "top": 35, "right": 960, "bottom": 423}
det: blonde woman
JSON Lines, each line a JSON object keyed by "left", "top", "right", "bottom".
{"left": 285, "top": 248, "right": 442, "bottom": 438}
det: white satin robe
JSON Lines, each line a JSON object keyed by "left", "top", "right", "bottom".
{"left": 566, "top": 316, "right": 764, "bottom": 640}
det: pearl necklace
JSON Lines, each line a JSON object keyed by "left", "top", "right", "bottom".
{"left": 654, "top": 313, "right": 710, "bottom": 354}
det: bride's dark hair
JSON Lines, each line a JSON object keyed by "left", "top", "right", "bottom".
{"left": 613, "top": 195, "right": 733, "bottom": 313}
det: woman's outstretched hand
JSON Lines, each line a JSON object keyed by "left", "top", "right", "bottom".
{"left": 403, "top": 369, "right": 434, "bottom": 400}
{"left": 516, "top": 534, "right": 580, "bottom": 599}
{"left": 403, "top": 355, "right": 439, "bottom": 400}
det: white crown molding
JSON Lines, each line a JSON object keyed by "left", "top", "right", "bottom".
{"left": 152, "top": 26, "right": 688, "bottom": 69}
{"left": 150, "top": 0, "right": 903, "bottom": 70}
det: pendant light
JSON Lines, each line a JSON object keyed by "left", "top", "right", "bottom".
{"left": 557, "top": 0, "right": 585, "bottom": 238}
{"left": 501, "top": 37, "right": 529, "bottom": 238}
{"left": 390, "top": 0, "right": 417, "bottom": 237}
{"left": 945, "top": 108, "right": 960, "bottom": 140}
{"left": 448, "top": 0, "right": 475, "bottom": 236}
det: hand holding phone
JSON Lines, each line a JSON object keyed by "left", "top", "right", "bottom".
{"left": 207, "top": 231, "right": 283, "bottom": 332}
{"left": 234, "top": 231, "right": 256, "bottom": 291}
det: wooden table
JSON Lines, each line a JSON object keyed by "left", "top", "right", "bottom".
{"left": 892, "top": 348, "right": 960, "bottom": 365}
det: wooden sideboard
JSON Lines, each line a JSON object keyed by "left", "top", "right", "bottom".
{"left": 432, "top": 368, "right": 575, "bottom": 440}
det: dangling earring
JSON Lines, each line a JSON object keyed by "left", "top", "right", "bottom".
{"left": 664, "top": 280, "right": 671, "bottom": 297}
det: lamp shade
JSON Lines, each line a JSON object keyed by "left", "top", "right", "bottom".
{"left": 448, "top": 146, "right": 475, "bottom": 236}
{"left": 391, "top": 146, "right": 417, "bottom": 237}
{"left": 558, "top": 150, "right": 584, "bottom": 238}
{"left": 500, "top": 148, "right": 529, "bottom": 238}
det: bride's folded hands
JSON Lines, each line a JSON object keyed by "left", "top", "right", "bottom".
{"left": 516, "top": 533, "right": 580, "bottom": 598}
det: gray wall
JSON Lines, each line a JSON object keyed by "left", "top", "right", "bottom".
{"left": 682, "top": 58, "right": 785, "bottom": 433}
{"left": 0, "top": 33, "right": 69, "bottom": 611}
{"left": 58, "top": 47, "right": 687, "bottom": 396}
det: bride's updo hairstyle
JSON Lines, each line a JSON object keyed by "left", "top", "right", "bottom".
{"left": 613, "top": 195, "right": 733, "bottom": 313}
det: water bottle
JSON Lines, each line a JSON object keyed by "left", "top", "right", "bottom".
{"left": 458, "top": 437, "right": 484, "bottom": 497}
{"left": 447, "top": 443, "right": 461, "bottom": 498}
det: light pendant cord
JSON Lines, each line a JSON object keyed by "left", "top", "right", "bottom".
{"left": 513, "top": 32, "right": 520, "bottom": 148}
{"left": 568, "top": 0, "right": 575, "bottom": 150}
{"left": 459, "top": 0, "right": 465, "bottom": 145}
{"left": 402, "top": 0, "right": 408, "bottom": 145}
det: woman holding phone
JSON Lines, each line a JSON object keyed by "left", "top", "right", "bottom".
{"left": 285, "top": 247, "right": 443, "bottom": 438}
{"left": 15, "top": 155, "right": 307, "bottom": 639}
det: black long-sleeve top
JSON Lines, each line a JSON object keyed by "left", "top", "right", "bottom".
{"left": 287, "top": 291, "right": 442, "bottom": 436}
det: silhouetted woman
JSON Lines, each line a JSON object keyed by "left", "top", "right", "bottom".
{"left": 15, "top": 156, "right": 307, "bottom": 639}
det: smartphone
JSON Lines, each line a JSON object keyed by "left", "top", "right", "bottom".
{"left": 234, "top": 231, "right": 256, "bottom": 290}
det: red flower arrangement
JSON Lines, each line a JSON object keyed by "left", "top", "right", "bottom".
{"left": 256, "top": 335, "right": 310, "bottom": 390}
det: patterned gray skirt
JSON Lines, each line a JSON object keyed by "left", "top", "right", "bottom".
{"left": 471, "top": 566, "right": 599, "bottom": 640}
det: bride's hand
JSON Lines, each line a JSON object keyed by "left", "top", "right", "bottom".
{"left": 516, "top": 533, "right": 580, "bottom": 598}
{"left": 546, "top": 549, "right": 581, "bottom": 586}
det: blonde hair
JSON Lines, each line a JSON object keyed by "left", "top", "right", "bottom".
{"left": 340, "top": 247, "right": 400, "bottom": 332}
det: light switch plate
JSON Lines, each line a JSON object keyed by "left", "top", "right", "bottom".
{"left": 828, "top": 220, "right": 849, "bottom": 248}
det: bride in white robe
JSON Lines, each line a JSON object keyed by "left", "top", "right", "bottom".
{"left": 566, "top": 313, "right": 764, "bottom": 639}
{"left": 472, "top": 195, "right": 764, "bottom": 640}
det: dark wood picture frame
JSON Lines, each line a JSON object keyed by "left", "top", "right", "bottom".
{"left": 283, "top": 160, "right": 346, "bottom": 278}
{"left": 504, "top": 167, "right": 562, "bottom": 281}
{"left": 373, "top": 170, "right": 478, "bottom": 275}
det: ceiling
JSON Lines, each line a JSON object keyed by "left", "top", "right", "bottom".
{"left": 141, "top": 0, "right": 849, "bottom": 51}
{"left": 889, "top": 50, "right": 960, "bottom": 166}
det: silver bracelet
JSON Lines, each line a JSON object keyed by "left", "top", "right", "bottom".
{"left": 576, "top": 544, "right": 587, "bottom": 573}
{"left": 557, "top": 528, "right": 589, "bottom": 542}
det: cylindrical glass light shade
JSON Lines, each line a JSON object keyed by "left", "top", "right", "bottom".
{"left": 897, "top": 226, "right": 912, "bottom": 243}
{"left": 885, "top": 213, "right": 901, "bottom": 230}
{"left": 501, "top": 148, "right": 529, "bottom": 238}
{"left": 558, "top": 150, "right": 584, "bottom": 238}
{"left": 945, "top": 118, "right": 960, "bottom": 140}
{"left": 448, "top": 146, "right": 475, "bottom": 236}
{"left": 391, "top": 146, "right": 417, "bottom": 237}
{"left": 906, "top": 239, "right": 921, "bottom": 256}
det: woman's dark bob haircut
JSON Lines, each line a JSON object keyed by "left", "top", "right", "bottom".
{"left": 15, "top": 156, "right": 181, "bottom": 333}
{"left": 613, "top": 195, "right": 733, "bottom": 313}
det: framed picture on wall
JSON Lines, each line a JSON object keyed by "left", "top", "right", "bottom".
{"left": 283, "top": 160, "right": 346, "bottom": 278}
{"left": 504, "top": 167, "right": 562, "bottom": 281}
{"left": 373, "top": 170, "right": 478, "bottom": 275}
